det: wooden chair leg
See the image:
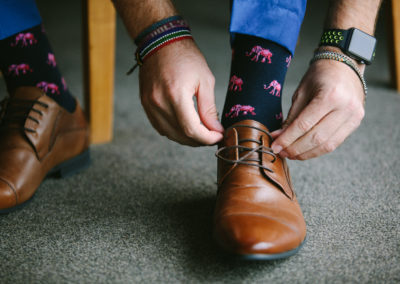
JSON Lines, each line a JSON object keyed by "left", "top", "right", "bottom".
{"left": 82, "top": 0, "right": 116, "bottom": 144}
{"left": 388, "top": 0, "right": 400, "bottom": 92}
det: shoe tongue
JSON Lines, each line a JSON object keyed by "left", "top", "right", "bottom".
{"left": 226, "top": 120, "right": 272, "bottom": 162}
{"left": 231, "top": 120, "right": 272, "bottom": 146}
{"left": 11, "top": 87, "right": 45, "bottom": 101}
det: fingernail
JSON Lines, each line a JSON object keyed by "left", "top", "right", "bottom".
{"left": 270, "top": 129, "right": 283, "bottom": 138}
{"left": 271, "top": 145, "right": 282, "bottom": 154}
{"left": 215, "top": 121, "right": 224, "bottom": 132}
{"left": 279, "top": 151, "right": 288, "bottom": 158}
{"left": 271, "top": 128, "right": 283, "bottom": 135}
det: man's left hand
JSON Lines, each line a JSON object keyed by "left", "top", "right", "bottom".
{"left": 270, "top": 58, "right": 366, "bottom": 160}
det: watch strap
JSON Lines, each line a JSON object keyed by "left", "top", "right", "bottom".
{"left": 319, "top": 29, "right": 349, "bottom": 50}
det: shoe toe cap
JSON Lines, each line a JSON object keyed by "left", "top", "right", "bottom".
{"left": 215, "top": 214, "right": 304, "bottom": 256}
{"left": 0, "top": 178, "right": 17, "bottom": 211}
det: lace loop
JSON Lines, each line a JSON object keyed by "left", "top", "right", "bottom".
{"left": 0, "top": 97, "right": 49, "bottom": 133}
{"left": 215, "top": 124, "right": 276, "bottom": 173}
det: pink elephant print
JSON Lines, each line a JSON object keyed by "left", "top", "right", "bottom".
{"left": 10, "top": 33, "right": 38, "bottom": 47}
{"left": 61, "top": 77, "right": 67, "bottom": 91}
{"left": 286, "top": 55, "right": 292, "bottom": 67}
{"left": 36, "top": 81, "right": 60, "bottom": 95}
{"left": 246, "top": 46, "right": 273, "bottom": 63}
{"left": 8, "top": 64, "right": 33, "bottom": 76}
{"left": 225, "top": 104, "right": 256, "bottom": 118}
{"left": 47, "top": 53, "right": 57, "bottom": 67}
{"left": 264, "top": 80, "right": 281, "bottom": 97}
{"left": 229, "top": 75, "right": 243, "bottom": 92}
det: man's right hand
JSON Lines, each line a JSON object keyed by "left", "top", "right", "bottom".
{"left": 139, "top": 39, "right": 224, "bottom": 146}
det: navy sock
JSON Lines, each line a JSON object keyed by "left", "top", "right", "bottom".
{"left": 221, "top": 34, "right": 292, "bottom": 131}
{"left": 0, "top": 25, "right": 76, "bottom": 112}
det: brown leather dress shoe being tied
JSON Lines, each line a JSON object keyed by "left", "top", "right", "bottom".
{"left": 0, "top": 87, "right": 90, "bottom": 214}
{"left": 214, "top": 120, "right": 306, "bottom": 260}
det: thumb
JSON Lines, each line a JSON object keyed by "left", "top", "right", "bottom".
{"left": 197, "top": 79, "right": 224, "bottom": 133}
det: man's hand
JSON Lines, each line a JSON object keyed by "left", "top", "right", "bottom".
{"left": 139, "top": 39, "right": 224, "bottom": 146}
{"left": 270, "top": 58, "right": 365, "bottom": 160}
{"left": 269, "top": 0, "right": 382, "bottom": 160}
{"left": 113, "top": 0, "right": 223, "bottom": 146}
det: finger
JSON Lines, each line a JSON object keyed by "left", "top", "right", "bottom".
{"left": 270, "top": 128, "right": 284, "bottom": 139}
{"left": 271, "top": 96, "right": 331, "bottom": 153}
{"left": 270, "top": 90, "right": 310, "bottom": 152}
{"left": 197, "top": 78, "right": 224, "bottom": 133}
{"left": 146, "top": 106, "right": 201, "bottom": 147}
{"left": 172, "top": 90, "right": 224, "bottom": 145}
{"left": 281, "top": 90, "right": 309, "bottom": 129}
{"left": 141, "top": 95, "right": 202, "bottom": 146}
{"left": 282, "top": 110, "right": 350, "bottom": 158}
{"left": 294, "top": 117, "right": 362, "bottom": 160}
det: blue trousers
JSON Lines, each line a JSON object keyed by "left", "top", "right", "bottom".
{"left": 0, "top": 0, "right": 41, "bottom": 40}
{"left": 0, "top": 0, "right": 306, "bottom": 54}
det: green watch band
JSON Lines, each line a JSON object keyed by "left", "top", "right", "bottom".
{"left": 319, "top": 29, "right": 349, "bottom": 49}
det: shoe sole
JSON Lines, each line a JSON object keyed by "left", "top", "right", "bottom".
{"left": 235, "top": 237, "right": 307, "bottom": 261}
{"left": 46, "top": 149, "right": 91, "bottom": 178}
{"left": 0, "top": 149, "right": 91, "bottom": 214}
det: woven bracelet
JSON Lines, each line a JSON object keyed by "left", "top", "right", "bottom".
{"left": 134, "top": 15, "right": 183, "bottom": 45}
{"left": 127, "top": 16, "right": 193, "bottom": 74}
{"left": 136, "top": 16, "right": 190, "bottom": 47}
{"left": 310, "top": 51, "right": 367, "bottom": 96}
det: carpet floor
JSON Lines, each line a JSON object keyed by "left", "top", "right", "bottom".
{"left": 0, "top": 0, "right": 399, "bottom": 283}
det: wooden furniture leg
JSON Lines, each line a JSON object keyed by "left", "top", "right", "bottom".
{"left": 388, "top": 0, "right": 400, "bottom": 92}
{"left": 82, "top": 0, "right": 116, "bottom": 144}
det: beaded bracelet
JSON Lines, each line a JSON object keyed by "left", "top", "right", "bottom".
{"left": 310, "top": 51, "right": 368, "bottom": 96}
{"left": 127, "top": 16, "right": 193, "bottom": 74}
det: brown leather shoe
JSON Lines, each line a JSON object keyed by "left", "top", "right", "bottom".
{"left": 0, "top": 87, "right": 90, "bottom": 213}
{"left": 214, "top": 120, "right": 306, "bottom": 260}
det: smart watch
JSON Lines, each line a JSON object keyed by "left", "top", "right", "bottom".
{"left": 319, "top": 28, "right": 377, "bottom": 65}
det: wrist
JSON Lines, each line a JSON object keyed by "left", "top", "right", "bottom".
{"left": 311, "top": 49, "right": 368, "bottom": 96}
{"left": 113, "top": 0, "right": 178, "bottom": 40}
{"left": 134, "top": 15, "right": 189, "bottom": 46}
{"left": 315, "top": 46, "right": 365, "bottom": 74}
{"left": 127, "top": 15, "right": 193, "bottom": 74}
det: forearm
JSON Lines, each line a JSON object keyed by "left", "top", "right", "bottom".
{"left": 324, "top": 0, "right": 382, "bottom": 34}
{"left": 319, "top": 0, "right": 382, "bottom": 72}
{"left": 112, "top": 0, "right": 178, "bottom": 39}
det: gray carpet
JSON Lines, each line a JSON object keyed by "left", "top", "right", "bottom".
{"left": 0, "top": 0, "right": 399, "bottom": 283}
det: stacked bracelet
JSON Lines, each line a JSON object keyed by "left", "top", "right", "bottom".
{"left": 310, "top": 51, "right": 368, "bottom": 96}
{"left": 127, "top": 15, "right": 193, "bottom": 74}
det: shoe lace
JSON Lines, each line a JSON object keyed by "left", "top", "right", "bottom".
{"left": 215, "top": 124, "right": 277, "bottom": 173}
{"left": 0, "top": 97, "right": 48, "bottom": 133}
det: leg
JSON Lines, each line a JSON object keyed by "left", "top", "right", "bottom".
{"left": 0, "top": 2, "right": 90, "bottom": 213}
{"left": 214, "top": 0, "right": 308, "bottom": 260}
{"left": 221, "top": 34, "right": 291, "bottom": 132}
{"left": 0, "top": 25, "right": 76, "bottom": 112}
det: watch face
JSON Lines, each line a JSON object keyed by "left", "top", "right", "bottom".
{"left": 347, "top": 28, "right": 376, "bottom": 63}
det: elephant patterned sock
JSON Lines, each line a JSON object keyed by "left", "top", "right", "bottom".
{"left": 221, "top": 33, "right": 292, "bottom": 131}
{"left": 0, "top": 25, "right": 76, "bottom": 112}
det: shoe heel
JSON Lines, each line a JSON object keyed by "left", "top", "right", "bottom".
{"left": 50, "top": 150, "right": 91, "bottom": 178}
